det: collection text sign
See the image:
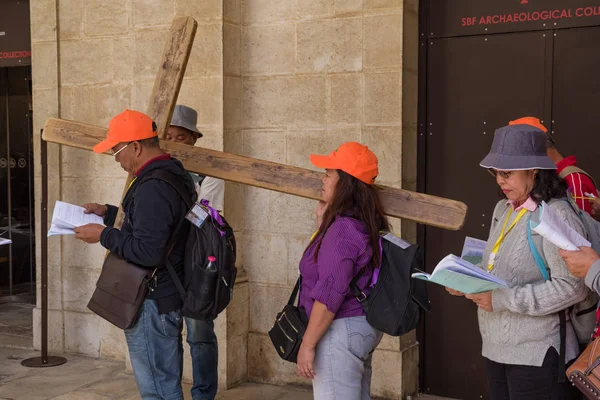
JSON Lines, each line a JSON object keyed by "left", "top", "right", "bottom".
{"left": 0, "top": 0, "right": 31, "bottom": 67}
{"left": 429, "top": 0, "right": 600, "bottom": 38}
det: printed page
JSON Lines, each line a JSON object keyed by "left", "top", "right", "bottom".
{"left": 461, "top": 236, "right": 487, "bottom": 265}
{"left": 48, "top": 224, "right": 76, "bottom": 237}
{"left": 530, "top": 202, "right": 591, "bottom": 251}
{"left": 438, "top": 255, "right": 507, "bottom": 285}
{"left": 411, "top": 254, "right": 508, "bottom": 294}
{"left": 429, "top": 269, "right": 507, "bottom": 294}
{"left": 51, "top": 201, "right": 103, "bottom": 229}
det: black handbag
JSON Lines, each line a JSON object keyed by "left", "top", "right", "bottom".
{"left": 268, "top": 276, "right": 308, "bottom": 363}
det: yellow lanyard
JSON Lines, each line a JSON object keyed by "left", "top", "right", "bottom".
{"left": 128, "top": 176, "right": 138, "bottom": 190}
{"left": 487, "top": 208, "right": 528, "bottom": 272}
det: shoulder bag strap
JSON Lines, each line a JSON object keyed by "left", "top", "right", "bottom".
{"left": 287, "top": 276, "right": 302, "bottom": 306}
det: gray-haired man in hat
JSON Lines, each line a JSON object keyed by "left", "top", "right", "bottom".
{"left": 167, "top": 104, "right": 224, "bottom": 211}
{"left": 167, "top": 104, "right": 222, "bottom": 400}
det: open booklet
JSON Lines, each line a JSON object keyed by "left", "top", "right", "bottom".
{"left": 412, "top": 254, "right": 508, "bottom": 294}
{"left": 530, "top": 201, "right": 591, "bottom": 251}
{"left": 48, "top": 201, "right": 104, "bottom": 237}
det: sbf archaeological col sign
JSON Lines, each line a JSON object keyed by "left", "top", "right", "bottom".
{"left": 428, "top": 0, "right": 600, "bottom": 38}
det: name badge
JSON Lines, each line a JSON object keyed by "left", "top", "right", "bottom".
{"left": 185, "top": 203, "right": 209, "bottom": 228}
{"left": 382, "top": 232, "right": 410, "bottom": 249}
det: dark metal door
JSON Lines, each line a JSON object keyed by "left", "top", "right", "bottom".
{"left": 422, "top": 32, "right": 547, "bottom": 399}
{"left": 0, "top": 66, "right": 35, "bottom": 301}
{"left": 551, "top": 26, "right": 600, "bottom": 183}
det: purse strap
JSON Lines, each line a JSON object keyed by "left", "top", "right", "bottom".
{"left": 288, "top": 276, "right": 302, "bottom": 306}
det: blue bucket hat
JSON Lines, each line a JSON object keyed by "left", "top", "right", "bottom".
{"left": 479, "top": 124, "right": 556, "bottom": 171}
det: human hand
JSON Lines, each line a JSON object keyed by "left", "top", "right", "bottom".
{"left": 82, "top": 203, "right": 107, "bottom": 217}
{"left": 296, "top": 343, "right": 316, "bottom": 380}
{"left": 446, "top": 287, "right": 465, "bottom": 297}
{"left": 559, "top": 246, "right": 600, "bottom": 278}
{"left": 74, "top": 223, "right": 105, "bottom": 244}
{"left": 591, "top": 198, "right": 600, "bottom": 221}
{"left": 466, "top": 291, "right": 493, "bottom": 312}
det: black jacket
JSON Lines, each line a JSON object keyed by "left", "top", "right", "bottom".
{"left": 101, "top": 156, "right": 196, "bottom": 301}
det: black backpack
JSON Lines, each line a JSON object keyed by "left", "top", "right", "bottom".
{"left": 350, "top": 233, "right": 430, "bottom": 336}
{"left": 145, "top": 170, "right": 237, "bottom": 321}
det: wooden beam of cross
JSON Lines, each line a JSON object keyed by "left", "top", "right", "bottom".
{"left": 42, "top": 118, "right": 468, "bottom": 230}
{"left": 113, "top": 16, "right": 197, "bottom": 230}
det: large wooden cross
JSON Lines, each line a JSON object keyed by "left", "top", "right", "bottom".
{"left": 42, "top": 16, "right": 467, "bottom": 232}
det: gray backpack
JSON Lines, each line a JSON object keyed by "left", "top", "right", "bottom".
{"left": 527, "top": 198, "right": 599, "bottom": 345}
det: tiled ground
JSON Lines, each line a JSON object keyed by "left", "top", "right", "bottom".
{"left": 0, "top": 303, "right": 456, "bottom": 400}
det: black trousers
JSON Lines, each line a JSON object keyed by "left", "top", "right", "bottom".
{"left": 484, "top": 348, "right": 581, "bottom": 400}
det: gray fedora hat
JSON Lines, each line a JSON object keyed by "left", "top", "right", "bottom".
{"left": 479, "top": 124, "right": 556, "bottom": 171}
{"left": 170, "top": 104, "right": 203, "bottom": 138}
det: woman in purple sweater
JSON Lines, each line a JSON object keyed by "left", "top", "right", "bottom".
{"left": 296, "top": 142, "right": 389, "bottom": 400}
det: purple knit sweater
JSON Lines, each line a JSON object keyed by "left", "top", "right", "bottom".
{"left": 298, "top": 216, "right": 374, "bottom": 320}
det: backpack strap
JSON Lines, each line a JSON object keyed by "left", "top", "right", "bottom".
{"left": 559, "top": 165, "right": 598, "bottom": 189}
{"left": 140, "top": 170, "right": 195, "bottom": 299}
{"left": 527, "top": 214, "right": 551, "bottom": 281}
{"left": 143, "top": 170, "right": 195, "bottom": 209}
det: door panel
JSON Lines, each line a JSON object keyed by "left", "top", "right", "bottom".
{"left": 0, "top": 66, "right": 35, "bottom": 298}
{"left": 423, "top": 32, "right": 547, "bottom": 399}
{"left": 552, "top": 26, "right": 600, "bottom": 183}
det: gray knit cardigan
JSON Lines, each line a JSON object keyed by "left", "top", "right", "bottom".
{"left": 478, "top": 199, "right": 588, "bottom": 366}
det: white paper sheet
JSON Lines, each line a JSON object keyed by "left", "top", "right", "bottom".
{"left": 0, "top": 237, "right": 11, "bottom": 246}
{"left": 530, "top": 201, "right": 591, "bottom": 251}
{"left": 48, "top": 201, "right": 104, "bottom": 237}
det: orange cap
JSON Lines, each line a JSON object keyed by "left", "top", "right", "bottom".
{"left": 509, "top": 116, "right": 548, "bottom": 133}
{"left": 93, "top": 110, "right": 157, "bottom": 154}
{"left": 310, "top": 142, "right": 379, "bottom": 185}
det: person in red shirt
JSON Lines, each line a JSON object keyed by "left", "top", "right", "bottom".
{"left": 510, "top": 117, "right": 599, "bottom": 217}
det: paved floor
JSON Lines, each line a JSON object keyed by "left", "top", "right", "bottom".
{"left": 0, "top": 303, "right": 455, "bottom": 400}
{"left": 0, "top": 302, "right": 34, "bottom": 350}
{"left": 0, "top": 347, "right": 314, "bottom": 400}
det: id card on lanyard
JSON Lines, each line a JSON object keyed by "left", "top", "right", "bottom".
{"left": 487, "top": 208, "right": 528, "bottom": 272}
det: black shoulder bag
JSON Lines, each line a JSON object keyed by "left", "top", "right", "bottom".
{"left": 268, "top": 276, "right": 308, "bottom": 363}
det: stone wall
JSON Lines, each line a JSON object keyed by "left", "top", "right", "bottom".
{"left": 29, "top": 0, "right": 419, "bottom": 397}
{"left": 230, "top": 0, "right": 420, "bottom": 398}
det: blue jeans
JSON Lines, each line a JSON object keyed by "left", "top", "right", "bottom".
{"left": 125, "top": 299, "right": 184, "bottom": 400}
{"left": 185, "top": 317, "right": 218, "bottom": 400}
{"left": 312, "top": 316, "right": 383, "bottom": 400}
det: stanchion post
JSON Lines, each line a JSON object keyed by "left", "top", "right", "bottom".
{"left": 22, "top": 133, "right": 67, "bottom": 368}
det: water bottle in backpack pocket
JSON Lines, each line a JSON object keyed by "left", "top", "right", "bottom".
{"left": 183, "top": 256, "right": 219, "bottom": 317}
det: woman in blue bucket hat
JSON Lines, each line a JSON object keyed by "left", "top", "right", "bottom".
{"left": 446, "top": 123, "right": 587, "bottom": 399}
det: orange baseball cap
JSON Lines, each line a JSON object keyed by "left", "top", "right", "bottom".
{"left": 93, "top": 110, "right": 157, "bottom": 154}
{"left": 509, "top": 116, "right": 548, "bottom": 133}
{"left": 310, "top": 142, "right": 379, "bottom": 185}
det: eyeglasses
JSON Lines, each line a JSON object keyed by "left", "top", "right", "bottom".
{"left": 112, "top": 142, "right": 131, "bottom": 158}
{"left": 487, "top": 168, "right": 513, "bottom": 180}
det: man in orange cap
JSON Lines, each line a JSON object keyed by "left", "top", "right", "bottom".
{"left": 510, "top": 117, "right": 599, "bottom": 218}
{"left": 74, "top": 110, "right": 196, "bottom": 399}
